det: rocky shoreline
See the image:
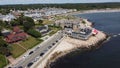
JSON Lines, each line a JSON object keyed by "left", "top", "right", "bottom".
{"left": 35, "top": 13, "right": 110, "bottom": 68}
{"left": 35, "top": 29, "right": 108, "bottom": 68}
{"left": 46, "top": 33, "right": 109, "bottom": 68}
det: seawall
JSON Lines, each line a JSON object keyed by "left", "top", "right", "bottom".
{"left": 35, "top": 30, "right": 108, "bottom": 68}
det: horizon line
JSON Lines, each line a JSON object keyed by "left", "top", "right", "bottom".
{"left": 0, "top": 2, "right": 120, "bottom": 6}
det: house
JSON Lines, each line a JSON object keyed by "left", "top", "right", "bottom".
{"left": 36, "top": 25, "right": 51, "bottom": 35}
{"left": 55, "top": 19, "right": 93, "bottom": 40}
{"left": 5, "top": 26, "right": 28, "bottom": 43}
{"left": 1, "top": 29, "right": 11, "bottom": 37}
{"left": 70, "top": 28, "right": 92, "bottom": 40}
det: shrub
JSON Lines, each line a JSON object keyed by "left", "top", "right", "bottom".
{"left": 27, "top": 29, "right": 41, "bottom": 38}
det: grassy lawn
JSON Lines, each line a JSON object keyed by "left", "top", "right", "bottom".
{"left": 54, "top": 15, "right": 75, "bottom": 20}
{"left": 0, "top": 54, "right": 8, "bottom": 68}
{"left": 43, "top": 20, "right": 54, "bottom": 25}
{"left": 20, "top": 36, "right": 42, "bottom": 49}
{"left": 11, "top": 44, "right": 26, "bottom": 58}
{"left": 10, "top": 36, "right": 43, "bottom": 58}
{"left": 49, "top": 26, "right": 61, "bottom": 36}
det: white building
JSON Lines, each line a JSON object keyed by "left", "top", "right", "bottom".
{"left": 0, "top": 13, "right": 16, "bottom": 21}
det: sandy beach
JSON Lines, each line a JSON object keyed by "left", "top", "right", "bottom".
{"left": 67, "top": 8, "right": 120, "bottom": 15}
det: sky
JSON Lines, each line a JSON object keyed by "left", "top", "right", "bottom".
{"left": 0, "top": 0, "right": 120, "bottom": 5}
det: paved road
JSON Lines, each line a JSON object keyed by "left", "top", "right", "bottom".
{"left": 12, "top": 31, "right": 63, "bottom": 68}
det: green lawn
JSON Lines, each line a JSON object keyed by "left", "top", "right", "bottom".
{"left": 11, "top": 44, "right": 26, "bottom": 58}
{"left": 54, "top": 15, "right": 75, "bottom": 20}
{"left": 0, "top": 54, "right": 8, "bottom": 68}
{"left": 20, "top": 36, "right": 42, "bottom": 49}
{"left": 43, "top": 20, "right": 54, "bottom": 25}
{"left": 11, "top": 36, "right": 43, "bottom": 58}
{"left": 49, "top": 26, "right": 61, "bottom": 36}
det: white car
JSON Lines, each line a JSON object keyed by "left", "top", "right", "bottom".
{"left": 23, "top": 54, "right": 28, "bottom": 59}
{"left": 33, "top": 56, "right": 40, "bottom": 62}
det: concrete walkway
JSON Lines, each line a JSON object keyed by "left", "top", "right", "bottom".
{"left": 16, "top": 43, "right": 27, "bottom": 51}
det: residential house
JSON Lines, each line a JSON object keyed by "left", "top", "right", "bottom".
{"left": 5, "top": 26, "right": 28, "bottom": 43}
{"left": 1, "top": 29, "right": 11, "bottom": 37}
{"left": 36, "top": 25, "right": 51, "bottom": 36}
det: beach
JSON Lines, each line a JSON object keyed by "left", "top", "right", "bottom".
{"left": 67, "top": 8, "right": 120, "bottom": 15}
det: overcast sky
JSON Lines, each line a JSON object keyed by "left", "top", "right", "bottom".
{"left": 0, "top": 0, "right": 120, "bottom": 5}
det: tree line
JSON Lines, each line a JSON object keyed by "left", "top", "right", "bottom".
{"left": 0, "top": 2, "right": 120, "bottom": 14}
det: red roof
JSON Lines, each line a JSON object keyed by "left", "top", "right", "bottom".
{"left": 5, "top": 26, "right": 27, "bottom": 43}
{"left": 92, "top": 29, "right": 98, "bottom": 35}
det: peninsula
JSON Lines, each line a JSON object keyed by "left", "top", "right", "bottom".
{"left": 32, "top": 18, "right": 108, "bottom": 68}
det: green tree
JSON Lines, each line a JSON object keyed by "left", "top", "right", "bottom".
{"left": 0, "top": 27, "right": 2, "bottom": 36}
{"left": 27, "top": 29, "right": 41, "bottom": 38}
{"left": 10, "top": 20, "right": 19, "bottom": 26}
{"left": 38, "top": 19, "right": 43, "bottom": 25}
{"left": 0, "top": 38, "right": 10, "bottom": 56}
{"left": 0, "top": 54, "right": 8, "bottom": 68}
{"left": 23, "top": 17, "right": 35, "bottom": 31}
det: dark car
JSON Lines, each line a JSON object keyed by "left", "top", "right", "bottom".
{"left": 27, "top": 62, "right": 33, "bottom": 67}
{"left": 29, "top": 51, "right": 34, "bottom": 55}
{"left": 61, "top": 36, "right": 63, "bottom": 38}
{"left": 52, "top": 43, "right": 55, "bottom": 45}
{"left": 18, "top": 66, "right": 23, "bottom": 68}
{"left": 40, "top": 53, "right": 44, "bottom": 56}
{"left": 48, "top": 46, "right": 52, "bottom": 49}
{"left": 56, "top": 40, "right": 58, "bottom": 42}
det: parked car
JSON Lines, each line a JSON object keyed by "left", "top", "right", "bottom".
{"left": 34, "top": 56, "right": 40, "bottom": 62}
{"left": 27, "top": 62, "right": 33, "bottom": 67}
{"left": 18, "top": 66, "right": 23, "bottom": 68}
{"left": 40, "top": 53, "right": 44, "bottom": 56}
{"left": 29, "top": 51, "right": 34, "bottom": 55}
{"left": 35, "top": 47, "right": 40, "bottom": 51}
{"left": 48, "top": 46, "right": 52, "bottom": 49}
{"left": 56, "top": 40, "right": 58, "bottom": 42}
{"left": 52, "top": 43, "right": 55, "bottom": 45}
{"left": 23, "top": 54, "right": 28, "bottom": 59}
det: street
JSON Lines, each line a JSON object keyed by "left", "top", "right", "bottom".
{"left": 11, "top": 31, "right": 63, "bottom": 68}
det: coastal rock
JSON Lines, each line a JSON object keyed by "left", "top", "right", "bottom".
{"left": 35, "top": 30, "right": 107, "bottom": 68}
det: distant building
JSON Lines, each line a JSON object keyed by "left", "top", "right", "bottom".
{"left": 1, "top": 29, "right": 11, "bottom": 37}
{"left": 5, "top": 26, "right": 28, "bottom": 43}
{"left": 36, "top": 25, "right": 51, "bottom": 36}
{"left": 55, "top": 19, "right": 93, "bottom": 40}
{"left": 0, "top": 13, "right": 16, "bottom": 21}
{"left": 11, "top": 8, "right": 76, "bottom": 21}
{"left": 12, "top": 11, "right": 21, "bottom": 18}
{"left": 70, "top": 28, "right": 92, "bottom": 40}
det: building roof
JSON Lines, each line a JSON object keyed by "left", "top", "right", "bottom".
{"left": 6, "top": 32, "right": 27, "bottom": 43}
{"left": 5, "top": 26, "right": 27, "bottom": 43}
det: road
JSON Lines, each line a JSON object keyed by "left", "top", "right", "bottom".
{"left": 12, "top": 31, "right": 63, "bottom": 68}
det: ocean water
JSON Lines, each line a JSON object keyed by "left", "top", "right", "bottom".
{"left": 50, "top": 12, "right": 120, "bottom": 68}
